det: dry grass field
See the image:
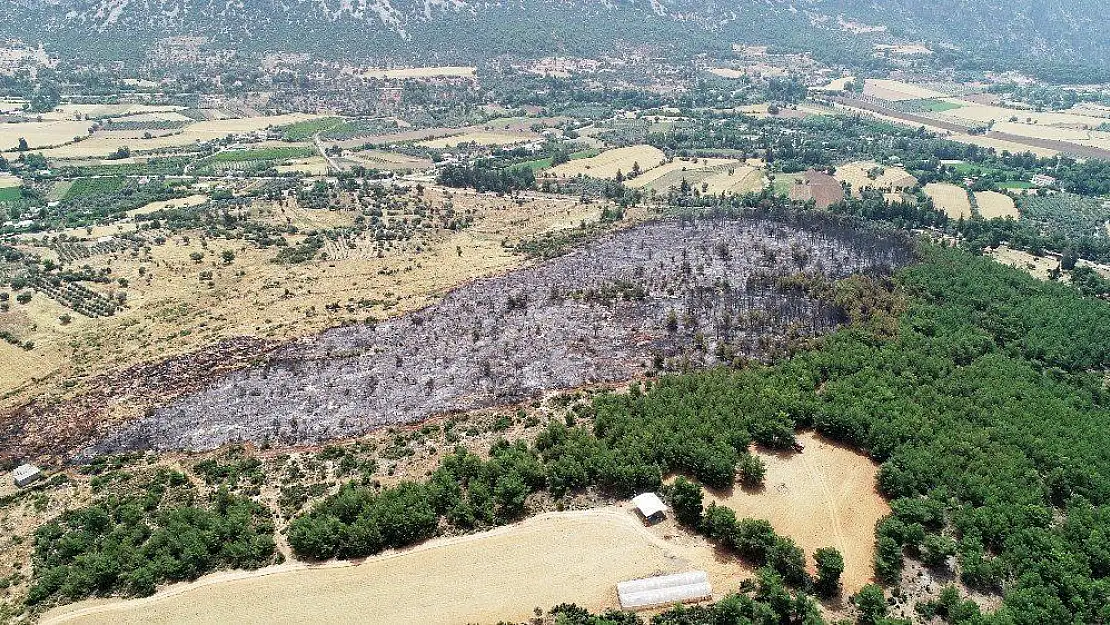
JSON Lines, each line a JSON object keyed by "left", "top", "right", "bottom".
{"left": 418, "top": 131, "right": 533, "bottom": 149}
{"left": 41, "top": 507, "right": 742, "bottom": 625}
{"left": 275, "top": 157, "right": 330, "bottom": 175}
{"left": 702, "top": 431, "right": 889, "bottom": 593}
{"left": 548, "top": 145, "right": 666, "bottom": 180}
{"left": 833, "top": 161, "right": 918, "bottom": 196}
{"left": 0, "top": 188, "right": 607, "bottom": 412}
{"left": 986, "top": 246, "right": 1059, "bottom": 281}
{"left": 701, "top": 166, "right": 766, "bottom": 195}
{"left": 624, "top": 158, "right": 739, "bottom": 189}
{"left": 974, "top": 191, "right": 1018, "bottom": 219}
{"left": 0, "top": 120, "right": 95, "bottom": 152}
{"left": 8, "top": 113, "right": 323, "bottom": 159}
{"left": 346, "top": 150, "right": 432, "bottom": 171}
{"left": 0, "top": 173, "right": 20, "bottom": 188}
{"left": 863, "top": 79, "right": 948, "bottom": 102}
{"left": 127, "top": 194, "right": 210, "bottom": 217}
{"left": 924, "top": 183, "right": 972, "bottom": 219}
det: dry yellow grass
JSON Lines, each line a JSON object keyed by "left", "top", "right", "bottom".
{"left": 275, "top": 157, "right": 330, "bottom": 175}
{"left": 986, "top": 246, "right": 1059, "bottom": 281}
{"left": 0, "top": 120, "right": 95, "bottom": 152}
{"left": 347, "top": 150, "right": 431, "bottom": 171}
{"left": 418, "top": 131, "right": 533, "bottom": 149}
{"left": 833, "top": 161, "right": 917, "bottom": 195}
{"left": 0, "top": 173, "right": 20, "bottom": 188}
{"left": 549, "top": 145, "right": 666, "bottom": 180}
{"left": 974, "top": 191, "right": 1017, "bottom": 219}
{"left": 701, "top": 166, "right": 766, "bottom": 195}
{"left": 41, "top": 508, "right": 743, "bottom": 625}
{"left": 13, "top": 114, "right": 322, "bottom": 159}
{"left": 624, "top": 158, "right": 738, "bottom": 189}
{"left": 924, "top": 183, "right": 972, "bottom": 219}
{"left": 127, "top": 194, "right": 210, "bottom": 217}
{"left": 863, "top": 79, "right": 948, "bottom": 102}
{"left": 701, "top": 432, "right": 889, "bottom": 593}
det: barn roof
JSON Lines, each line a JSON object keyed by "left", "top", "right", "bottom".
{"left": 631, "top": 492, "right": 668, "bottom": 518}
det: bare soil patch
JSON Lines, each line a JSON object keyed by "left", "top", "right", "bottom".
{"left": 704, "top": 431, "right": 889, "bottom": 593}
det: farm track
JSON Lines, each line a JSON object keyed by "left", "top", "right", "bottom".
{"left": 83, "top": 214, "right": 912, "bottom": 457}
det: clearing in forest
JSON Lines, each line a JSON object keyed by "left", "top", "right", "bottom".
{"left": 833, "top": 161, "right": 917, "bottom": 196}
{"left": 40, "top": 508, "right": 744, "bottom": 625}
{"left": 974, "top": 191, "right": 1018, "bottom": 219}
{"left": 702, "top": 431, "right": 889, "bottom": 593}
{"left": 548, "top": 145, "right": 667, "bottom": 180}
{"left": 924, "top": 183, "right": 972, "bottom": 219}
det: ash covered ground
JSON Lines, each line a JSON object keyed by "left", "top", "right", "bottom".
{"left": 87, "top": 214, "right": 913, "bottom": 455}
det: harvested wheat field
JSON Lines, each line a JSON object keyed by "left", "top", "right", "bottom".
{"left": 624, "top": 158, "right": 738, "bottom": 189}
{"left": 549, "top": 145, "right": 667, "bottom": 180}
{"left": 28, "top": 114, "right": 322, "bottom": 159}
{"left": 974, "top": 191, "right": 1018, "bottom": 219}
{"left": 833, "top": 161, "right": 917, "bottom": 196}
{"left": 0, "top": 119, "right": 94, "bottom": 152}
{"left": 701, "top": 167, "right": 765, "bottom": 195}
{"left": 41, "top": 508, "right": 744, "bottom": 625}
{"left": 924, "top": 183, "right": 972, "bottom": 219}
{"left": 700, "top": 431, "right": 888, "bottom": 593}
{"left": 0, "top": 173, "right": 20, "bottom": 188}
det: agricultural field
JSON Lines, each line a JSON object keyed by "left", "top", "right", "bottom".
{"left": 833, "top": 161, "right": 918, "bottom": 196}
{"left": 623, "top": 157, "right": 738, "bottom": 190}
{"left": 418, "top": 132, "right": 533, "bottom": 149}
{"left": 40, "top": 508, "right": 738, "bottom": 625}
{"left": 924, "top": 183, "right": 972, "bottom": 219}
{"left": 344, "top": 150, "right": 432, "bottom": 172}
{"left": 1018, "top": 193, "right": 1110, "bottom": 240}
{"left": 785, "top": 171, "right": 845, "bottom": 209}
{"left": 974, "top": 191, "right": 1018, "bottom": 219}
{"left": 26, "top": 114, "right": 323, "bottom": 159}
{"left": 547, "top": 145, "right": 666, "bottom": 180}
{"left": 276, "top": 117, "right": 346, "bottom": 141}
{"left": 701, "top": 166, "right": 766, "bottom": 195}
{"left": 862, "top": 79, "right": 949, "bottom": 102}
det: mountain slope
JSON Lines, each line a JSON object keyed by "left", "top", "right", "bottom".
{"left": 1, "top": 0, "right": 1107, "bottom": 73}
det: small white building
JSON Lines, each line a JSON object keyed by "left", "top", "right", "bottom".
{"left": 618, "top": 571, "right": 712, "bottom": 610}
{"left": 1032, "top": 174, "right": 1057, "bottom": 188}
{"left": 13, "top": 463, "right": 43, "bottom": 488}
{"left": 632, "top": 492, "right": 668, "bottom": 524}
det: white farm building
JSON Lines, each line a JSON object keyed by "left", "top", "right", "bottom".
{"left": 631, "top": 492, "right": 668, "bottom": 523}
{"left": 617, "top": 571, "right": 713, "bottom": 610}
{"left": 12, "top": 464, "right": 43, "bottom": 488}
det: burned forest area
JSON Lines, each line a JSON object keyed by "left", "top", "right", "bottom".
{"left": 79, "top": 213, "right": 913, "bottom": 457}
